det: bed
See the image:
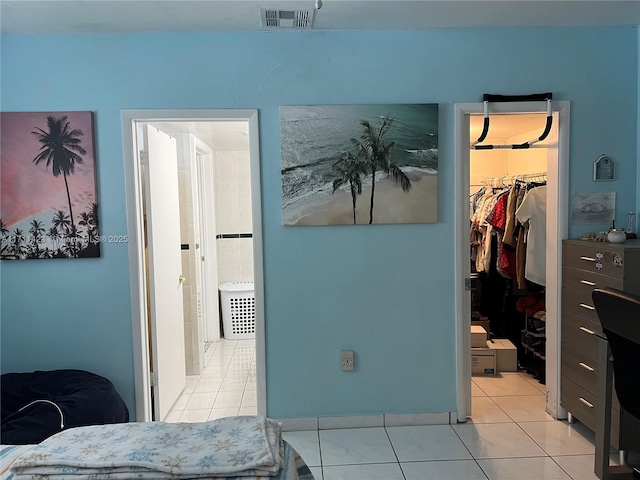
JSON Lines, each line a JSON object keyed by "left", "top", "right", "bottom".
{"left": 1, "top": 416, "right": 314, "bottom": 480}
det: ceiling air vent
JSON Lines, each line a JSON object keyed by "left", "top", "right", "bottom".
{"left": 260, "top": 9, "right": 314, "bottom": 29}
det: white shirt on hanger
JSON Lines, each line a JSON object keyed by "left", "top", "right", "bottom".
{"left": 515, "top": 186, "right": 547, "bottom": 286}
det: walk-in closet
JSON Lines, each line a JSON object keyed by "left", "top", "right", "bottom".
{"left": 469, "top": 111, "right": 551, "bottom": 414}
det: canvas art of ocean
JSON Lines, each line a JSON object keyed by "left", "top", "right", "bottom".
{"left": 280, "top": 104, "right": 438, "bottom": 226}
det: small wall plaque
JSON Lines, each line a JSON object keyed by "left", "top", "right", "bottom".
{"left": 593, "top": 154, "right": 614, "bottom": 181}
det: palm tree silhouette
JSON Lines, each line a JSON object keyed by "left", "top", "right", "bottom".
{"left": 48, "top": 226, "right": 60, "bottom": 252}
{"left": 32, "top": 116, "right": 86, "bottom": 244}
{"left": 52, "top": 209, "right": 71, "bottom": 235}
{"left": 52, "top": 210, "right": 72, "bottom": 255}
{"left": 0, "top": 219, "right": 9, "bottom": 255}
{"left": 28, "top": 219, "right": 45, "bottom": 258}
{"left": 59, "top": 223, "right": 81, "bottom": 257}
{"left": 351, "top": 115, "right": 412, "bottom": 224}
{"left": 65, "top": 224, "right": 81, "bottom": 256}
{"left": 89, "top": 202, "right": 99, "bottom": 228}
{"left": 332, "top": 151, "right": 367, "bottom": 224}
{"left": 10, "top": 228, "right": 27, "bottom": 259}
{"left": 78, "top": 212, "right": 92, "bottom": 245}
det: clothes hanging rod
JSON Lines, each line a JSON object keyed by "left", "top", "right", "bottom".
{"left": 471, "top": 92, "right": 553, "bottom": 150}
{"left": 478, "top": 172, "right": 547, "bottom": 188}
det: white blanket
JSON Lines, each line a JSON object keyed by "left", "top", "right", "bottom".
{"left": 10, "top": 416, "right": 285, "bottom": 479}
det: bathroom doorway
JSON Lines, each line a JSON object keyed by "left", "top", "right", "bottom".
{"left": 122, "top": 109, "right": 266, "bottom": 422}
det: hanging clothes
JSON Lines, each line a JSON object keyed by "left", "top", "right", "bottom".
{"left": 471, "top": 190, "right": 498, "bottom": 273}
{"left": 487, "top": 191, "right": 517, "bottom": 280}
{"left": 502, "top": 183, "right": 520, "bottom": 247}
{"left": 515, "top": 185, "right": 547, "bottom": 286}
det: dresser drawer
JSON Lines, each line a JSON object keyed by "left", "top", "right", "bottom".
{"left": 561, "top": 375, "right": 597, "bottom": 430}
{"left": 562, "top": 242, "right": 626, "bottom": 279}
{"left": 561, "top": 309, "right": 601, "bottom": 358}
{"left": 561, "top": 342, "right": 599, "bottom": 395}
{"left": 562, "top": 287, "right": 600, "bottom": 323}
{"left": 562, "top": 266, "right": 624, "bottom": 294}
{"left": 560, "top": 376, "right": 624, "bottom": 448}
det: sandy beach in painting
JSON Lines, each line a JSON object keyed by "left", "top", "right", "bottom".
{"left": 293, "top": 172, "right": 437, "bottom": 226}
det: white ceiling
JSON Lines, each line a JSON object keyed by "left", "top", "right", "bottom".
{"left": 2, "top": 0, "right": 639, "bottom": 34}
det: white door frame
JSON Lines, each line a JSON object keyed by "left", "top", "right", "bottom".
{"left": 193, "top": 139, "right": 220, "bottom": 343}
{"left": 122, "top": 109, "right": 266, "bottom": 422}
{"left": 454, "top": 101, "right": 570, "bottom": 422}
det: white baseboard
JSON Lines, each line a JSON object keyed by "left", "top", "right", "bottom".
{"left": 319, "top": 415, "right": 384, "bottom": 430}
{"left": 278, "top": 412, "right": 456, "bottom": 432}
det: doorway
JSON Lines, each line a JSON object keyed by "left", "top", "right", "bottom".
{"left": 454, "top": 101, "right": 570, "bottom": 423}
{"left": 121, "top": 109, "right": 266, "bottom": 422}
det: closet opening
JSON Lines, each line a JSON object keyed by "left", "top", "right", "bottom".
{"left": 470, "top": 123, "right": 549, "bottom": 418}
{"left": 454, "top": 101, "right": 570, "bottom": 423}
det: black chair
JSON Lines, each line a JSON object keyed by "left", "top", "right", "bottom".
{"left": 592, "top": 288, "right": 640, "bottom": 480}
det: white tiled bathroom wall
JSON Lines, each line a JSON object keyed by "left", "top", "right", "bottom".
{"left": 215, "top": 150, "right": 253, "bottom": 285}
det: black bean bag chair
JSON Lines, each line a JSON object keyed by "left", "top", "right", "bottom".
{"left": 1, "top": 369, "right": 129, "bottom": 444}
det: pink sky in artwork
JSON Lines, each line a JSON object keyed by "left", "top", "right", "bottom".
{"left": 1, "top": 111, "right": 97, "bottom": 228}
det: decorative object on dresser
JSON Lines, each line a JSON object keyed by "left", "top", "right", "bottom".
{"left": 626, "top": 212, "right": 637, "bottom": 240}
{"left": 560, "top": 239, "right": 640, "bottom": 454}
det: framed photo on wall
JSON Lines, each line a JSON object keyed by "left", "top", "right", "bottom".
{"left": 1, "top": 111, "right": 100, "bottom": 259}
{"left": 280, "top": 104, "right": 439, "bottom": 226}
{"left": 571, "top": 191, "right": 615, "bottom": 225}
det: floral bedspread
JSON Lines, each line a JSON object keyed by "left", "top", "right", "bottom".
{"left": 2, "top": 416, "right": 313, "bottom": 479}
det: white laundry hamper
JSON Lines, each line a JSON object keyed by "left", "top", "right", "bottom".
{"left": 219, "top": 282, "right": 255, "bottom": 339}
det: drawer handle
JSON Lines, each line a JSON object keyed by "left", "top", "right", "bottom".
{"left": 580, "top": 256, "right": 596, "bottom": 262}
{"left": 579, "top": 326, "right": 595, "bottom": 335}
{"left": 579, "top": 303, "right": 595, "bottom": 311}
{"left": 580, "top": 280, "right": 596, "bottom": 286}
{"left": 579, "top": 362, "right": 595, "bottom": 372}
{"left": 579, "top": 397, "right": 594, "bottom": 408}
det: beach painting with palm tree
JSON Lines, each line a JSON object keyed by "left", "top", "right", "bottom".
{"left": 280, "top": 104, "right": 438, "bottom": 226}
{"left": 1, "top": 111, "right": 100, "bottom": 259}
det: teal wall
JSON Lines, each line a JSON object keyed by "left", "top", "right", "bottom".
{"left": 1, "top": 27, "right": 638, "bottom": 419}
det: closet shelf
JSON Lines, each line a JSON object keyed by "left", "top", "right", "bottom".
{"left": 521, "top": 328, "right": 545, "bottom": 339}
{"left": 523, "top": 343, "right": 546, "bottom": 360}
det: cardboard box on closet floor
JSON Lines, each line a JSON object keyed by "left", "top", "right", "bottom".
{"left": 471, "top": 326, "right": 517, "bottom": 375}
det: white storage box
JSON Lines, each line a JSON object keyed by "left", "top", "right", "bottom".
{"left": 471, "top": 325, "right": 488, "bottom": 348}
{"left": 488, "top": 338, "right": 518, "bottom": 372}
{"left": 219, "top": 282, "right": 255, "bottom": 339}
{"left": 471, "top": 346, "right": 496, "bottom": 375}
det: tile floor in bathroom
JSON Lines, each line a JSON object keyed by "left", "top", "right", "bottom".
{"left": 164, "top": 338, "right": 257, "bottom": 423}
{"left": 165, "top": 339, "right": 632, "bottom": 480}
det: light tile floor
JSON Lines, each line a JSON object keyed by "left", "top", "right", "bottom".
{"left": 283, "top": 373, "right": 633, "bottom": 480}
{"left": 164, "top": 338, "right": 257, "bottom": 422}
{"left": 165, "top": 344, "right": 634, "bottom": 480}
